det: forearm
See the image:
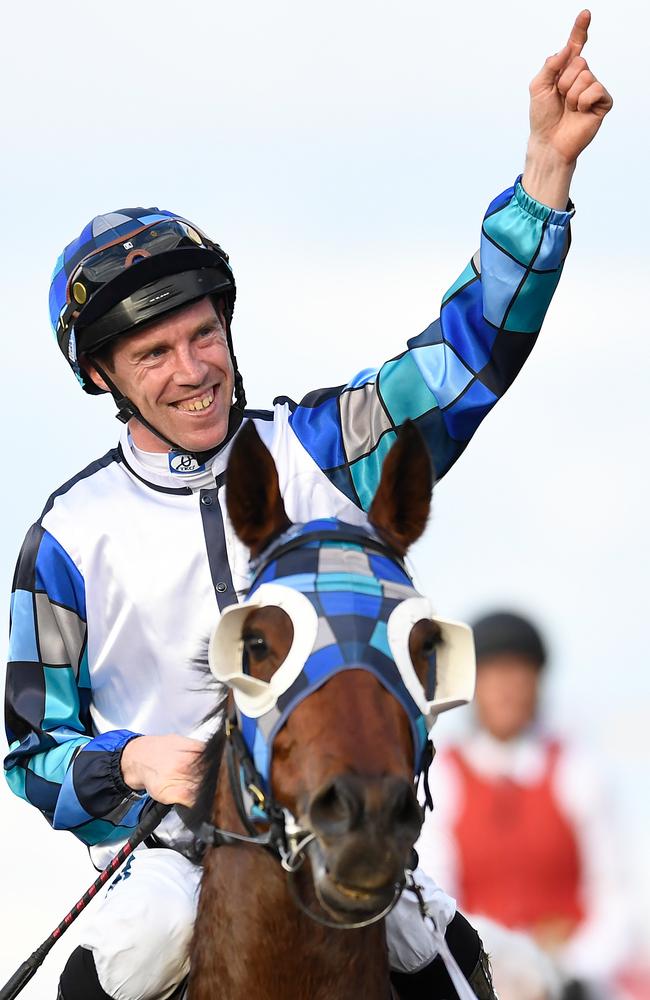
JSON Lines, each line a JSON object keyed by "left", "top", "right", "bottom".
{"left": 522, "top": 138, "right": 576, "bottom": 210}
{"left": 3, "top": 727, "right": 146, "bottom": 845}
{"left": 52, "top": 729, "right": 147, "bottom": 843}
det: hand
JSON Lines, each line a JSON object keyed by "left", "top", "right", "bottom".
{"left": 522, "top": 11, "right": 613, "bottom": 209}
{"left": 120, "top": 734, "right": 204, "bottom": 807}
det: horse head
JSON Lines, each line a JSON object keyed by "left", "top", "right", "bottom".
{"left": 207, "top": 420, "right": 475, "bottom": 924}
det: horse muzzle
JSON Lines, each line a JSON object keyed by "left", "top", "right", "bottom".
{"left": 304, "top": 773, "right": 423, "bottom": 919}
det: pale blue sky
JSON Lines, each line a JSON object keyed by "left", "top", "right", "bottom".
{"left": 1, "top": 1, "right": 648, "bottom": 991}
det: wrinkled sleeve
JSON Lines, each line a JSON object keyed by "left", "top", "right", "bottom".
{"left": 283, "top": 176, "right": 573, "bottom": 509}
{"left": 4, "top": 523, "right": 146, "bottom": 846}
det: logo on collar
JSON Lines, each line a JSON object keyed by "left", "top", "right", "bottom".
{"left": 168, "top": 452, "right": 206, "bottom": 475}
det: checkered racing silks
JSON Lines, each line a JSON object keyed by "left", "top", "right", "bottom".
{"left": 209, "top": 519, "right": 475, "bottom": 789}
{"left": 283, "top": 177, "right": 573, "bottom": 509}
{"left": 5, "top": 471, "right": 146, "bottom": 848}
{"left": 4, "top": 176, "right": 571, "bottom": 850}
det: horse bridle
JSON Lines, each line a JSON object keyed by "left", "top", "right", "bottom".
{"left": 179, "top": 525, "right": 437, "bottom": 931}
{"left": 179, "top": 708, "right": 435, "bottom": 930}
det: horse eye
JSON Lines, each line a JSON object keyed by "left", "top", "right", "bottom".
{"left": 242, "top": 633, "right": 269, "bottom": 663}
{"left": 421, "top": 634, "right": 439, "bottom": 656}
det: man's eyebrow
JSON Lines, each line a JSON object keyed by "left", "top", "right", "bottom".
{"left": 131, "top": 338, "right": 166, "bottom": 357}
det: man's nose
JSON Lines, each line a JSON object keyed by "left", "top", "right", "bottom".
{"left": 172, "top": 346, "right": 208, "bottom": 385}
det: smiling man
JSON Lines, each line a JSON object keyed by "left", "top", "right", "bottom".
{"left": 4, "top": 12, "right": 612, "bottom": 1000}
{"left": 88, "top": 297, "right": 236, "bottom": 457}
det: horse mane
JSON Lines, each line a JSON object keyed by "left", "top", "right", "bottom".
{"left": 182, "top": 643, "right": 229, "bottom": 838}
{"left": 183, "top": 719, "right": 228, "bottom": 838}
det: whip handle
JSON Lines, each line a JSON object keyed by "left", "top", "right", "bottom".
{"left": 0, "top": 947, "right": 48, "bottom": 1000}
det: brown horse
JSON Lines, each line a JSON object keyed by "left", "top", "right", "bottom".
{"left": 186, "top": 421, "right": 471, "bottom": 1000}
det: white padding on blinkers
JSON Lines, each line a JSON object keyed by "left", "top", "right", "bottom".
{"left": 208, "top": 583, "right": 319, "bottom": 718}
{"left": 386, "top": 597, "right": 476, "bottom": 724}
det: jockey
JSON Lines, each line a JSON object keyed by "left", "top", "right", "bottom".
{"left": 3, "top": 13, "right": 612, "bottom": 1000}
{"left": 416, "top": 611, "right": 633, "bottom": 999}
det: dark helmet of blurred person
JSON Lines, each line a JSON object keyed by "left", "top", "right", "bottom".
{"left": 471, "top": 611, "right": 548, "bottom": 741}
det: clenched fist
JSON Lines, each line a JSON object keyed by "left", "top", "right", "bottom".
{"left": 121, "top": 733, "right": 205, "bottom": 807}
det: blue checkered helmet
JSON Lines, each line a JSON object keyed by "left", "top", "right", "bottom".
{"left": 49, "top": 207, "right": 236, "bottom": 394}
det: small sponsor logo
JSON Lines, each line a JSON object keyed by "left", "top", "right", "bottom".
{"left": 148, "top": 289, "right": 171, "bottom": 305}
{"left": 169, "top": 452, "right": 205, "bottom": 475}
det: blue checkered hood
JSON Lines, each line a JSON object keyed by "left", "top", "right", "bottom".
{"left": 210, "top": 519, "right": 431, "bottom": 789}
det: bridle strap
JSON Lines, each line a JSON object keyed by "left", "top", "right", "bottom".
{"left": 249, "top": 528, "right": 410, "bottom": 589}
{"left": 178, "top": 715, "right": 289, "bottom": 857}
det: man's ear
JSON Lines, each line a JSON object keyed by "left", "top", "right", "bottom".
{"left": 80, "top": 355, "right": 110, "bottom": 393}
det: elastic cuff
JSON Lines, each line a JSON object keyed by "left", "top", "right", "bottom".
{"left": 514, "top": 173, "right": 575, "bottom": 225}
{"left": 111, "top": 734, "right": 145, "bottom": 799}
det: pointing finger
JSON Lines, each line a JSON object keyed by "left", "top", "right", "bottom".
{"left": 567, "top": 9, "right": 590, "bottom": 55}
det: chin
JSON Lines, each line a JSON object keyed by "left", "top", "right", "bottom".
{"left": 170, "top": 420, "right": 230, "bottom": 455}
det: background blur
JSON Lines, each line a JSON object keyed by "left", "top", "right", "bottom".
{"left": 0, "top": 0, "right": 647, "bottom": 994}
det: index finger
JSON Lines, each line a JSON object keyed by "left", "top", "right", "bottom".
{"left": 567, "top": 9, "right": 591, "bottom": 55}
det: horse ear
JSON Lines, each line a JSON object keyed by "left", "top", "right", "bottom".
{"left": 226, "top": 421, "right": 291, "bottom": 557}
{"left": 368, "top": 421, "right": 434, "bottom": 557}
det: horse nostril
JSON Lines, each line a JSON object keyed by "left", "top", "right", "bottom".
{"left": 309, "top": 775, "right": 364, "bottom": 838}
{"left": 386, "top": 778, "right": 423, "bottom": 834}
{"left": 309, "top": 774, "right": 422, "bottom": 842}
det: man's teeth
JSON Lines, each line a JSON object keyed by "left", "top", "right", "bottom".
{"left": 175, "top": 392, "right": 214, "bottom": 412}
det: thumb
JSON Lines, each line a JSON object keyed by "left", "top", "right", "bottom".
{"left": 533, "top": 43, "right": 573, "bottom": 88}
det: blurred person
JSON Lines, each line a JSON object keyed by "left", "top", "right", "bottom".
{"left": 417, "top": 611, "right": 634, "bottom": 999}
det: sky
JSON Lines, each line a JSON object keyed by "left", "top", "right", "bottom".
{"left": 0, "top": 0, "right": 648, "bottom": 994}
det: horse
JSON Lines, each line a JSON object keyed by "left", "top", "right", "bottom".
{"left": 184, "top": 420, "right": 476, "bottom": 1000}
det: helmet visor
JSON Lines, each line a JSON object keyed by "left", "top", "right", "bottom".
{"left": 68, "top": 220, "right": 209, "bottom": 306}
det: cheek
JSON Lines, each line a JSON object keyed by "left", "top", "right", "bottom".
{"left": 210, "top": 341, "right": 234, "bottom": 377}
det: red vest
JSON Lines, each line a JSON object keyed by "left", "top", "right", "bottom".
{"left": 449, "top": 742, "right": 585, "bottom": 933}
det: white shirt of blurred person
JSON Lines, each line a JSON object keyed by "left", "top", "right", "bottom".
{"left": 416, "top": 612, "right": 632, "bottom": 997}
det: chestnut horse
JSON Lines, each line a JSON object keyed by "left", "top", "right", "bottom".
{"left": 185, "top": 421, "right": 475, "bottom": 1000}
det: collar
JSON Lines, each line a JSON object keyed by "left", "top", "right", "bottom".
{"left": 460, "top": 724, "right": 550, "bottom": 784}
{"left": 120, "top": 424, "right": 235, "bottom": 492}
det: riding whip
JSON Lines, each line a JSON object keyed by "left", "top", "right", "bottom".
{"left": 0, "top": 799, "right": 171, "bottom": 1000}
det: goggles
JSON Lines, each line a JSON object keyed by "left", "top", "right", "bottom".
{"left": 58, "top": 219, "right": 213, "bottom": 338}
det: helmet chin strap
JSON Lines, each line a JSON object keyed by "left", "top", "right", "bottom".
{"left": 90, "top": 359, "right": 246, "bottom": 467}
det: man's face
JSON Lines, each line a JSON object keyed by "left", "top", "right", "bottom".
{"left": 87, "top": 297, "right": 235, "bottom": 454}
{"left": 474, "top": 653, "right": 541, "bottom": 742}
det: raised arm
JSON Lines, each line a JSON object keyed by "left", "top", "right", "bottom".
{"left": 285, "top": 180, "right": 572, "bottom": 509}
{"left": 4, "top": 524, "right": 146, "bottom": 845}
{"left": 284, "top": 11, "right": 611, "bottom": 511}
